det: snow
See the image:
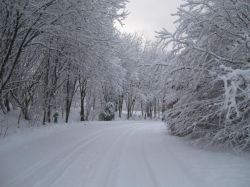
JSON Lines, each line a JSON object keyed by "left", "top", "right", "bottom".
{"left": 0, "top": 121, "right": 250, "bottom": 187}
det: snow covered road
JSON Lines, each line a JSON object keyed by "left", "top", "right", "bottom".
{"left": 0, "top": 121, "right": 250, "bottom": 187}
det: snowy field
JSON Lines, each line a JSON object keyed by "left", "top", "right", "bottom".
{"left": 0, "top": 121, "right": 250, "bottom": 187}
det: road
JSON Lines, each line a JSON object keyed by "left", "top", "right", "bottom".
{"left": 0, "top": 121, "right": 250, "bottom": 187}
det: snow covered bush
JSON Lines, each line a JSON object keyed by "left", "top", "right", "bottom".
{"left": 99, "top": 102, "right": 115, "bottom": 121}
{"left": 158, "top": 0, "right": 250, "bottom": 151}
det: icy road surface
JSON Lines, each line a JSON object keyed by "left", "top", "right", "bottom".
{"left": 0, "top": 121, "right": 250, "bottom": 187}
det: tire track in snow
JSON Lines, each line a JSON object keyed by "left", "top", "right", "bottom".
{"left": 159, "top": 138, "right": 202, "bottom": 187}
{"left": 4, "top": 125, "right": 121, "bottom": 187}
{"left": 141, "top": 131, "right": 160, "bottom": 187}
{"left": 114, "top": 124, "right": 161, "bottom": 187}
{"left": 34, "top": 125, "right": 137, "bottom": 187}
{"left": 101, "top": 126, "right": 139, "bottom": 187}
{"left": 142, "top": 125, "right": 199, "bottom": 187}
{"left": 85, "top": 125, "right": 139, "bottom": 187}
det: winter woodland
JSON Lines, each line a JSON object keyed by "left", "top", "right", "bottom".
{"left": 0, "top": 0, "right": 250, "bottom": 152}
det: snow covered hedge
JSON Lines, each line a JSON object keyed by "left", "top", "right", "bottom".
{"left": 157, "top": 0, "right": 250, "bottom": 151}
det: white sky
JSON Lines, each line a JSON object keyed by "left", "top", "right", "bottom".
{"left": 118, "top": 0, "right": 181, "bottom": 40}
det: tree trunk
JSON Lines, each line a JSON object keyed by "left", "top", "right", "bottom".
{"left": 118, "top": 94, "right": 123, "bottom": 118}
{"left": 43, "top": 111, "right": 46, "bottom": 125}
{"left": 43, "top": 56, "right": 50, "bottom": 124}
{"left": 162, "top": 98, "right": 166, "bottom": 114}
{"left": 141, "top": 101, "right": 144, "bottom": 118}
{"left": 150, "top": 102, "right": 153, "bottom": 119}
{"left": 65, "top": 75, "right": 70, "bottom": 123}
{"left": 65, "top": 105, "right": 70, "bottom": 123}
{"left": 131, "top": 99, "right": 135, "bottom": 118}
{"left": 157, "top": 99, "right": 160, "bottom": 119}
{"left": 65, "top": 74, "right": 77, "bottom": 123}
{"left": 146, "top": 102, "right": 150, "bottom": 118}
{"left": 80, "top": 95, "right": 85, "bottom": 121}
{"left": 154, "top": 98, "right": 157, "bottom": 118}
{"left": 22, "top": 108, "right": 30, "bottom": 120}
{"left": 4, "top": 96, "right": 10, "bottom": 112}
{"left": 0, "top": 91, "right": 7, "bottom": 114}
{"left": 47, "top": 105, "right": 51, "bottom": 123}
{"left": 127, "top": 96, "right": 130, "bottom": 120}
{"left": 127, "top": 102, "right": 130, "bottom": 120}
{"left": 79, "top": 77, "right": 87, "bottom": 121}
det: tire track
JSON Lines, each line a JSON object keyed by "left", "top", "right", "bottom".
{"left": 85, "top": 125, "right": 138, "bottom": 187}
{"left": 141, "top": 131, "right": 159, "bottom": 187}
{"left": 141, "top": 126, "right": 199, "bottom": 187}
{"left": 4, "top": 125, "right": 122, "bottom": 187}
{"left": 34, "top": 125, "right": 137, "bottom": 187}
{"left": 102, "top": 126, "right": 139, "bottom": 187}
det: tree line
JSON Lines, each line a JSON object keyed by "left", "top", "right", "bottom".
{"left": 0, "top": 0, "right": 167, "bottom": 125}
{"left": 157, "top": 0, "right": 250, "bottom": 151}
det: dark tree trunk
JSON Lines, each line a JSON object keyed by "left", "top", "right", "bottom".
{"left": 65, "top": 75, "right": 71, "bottom": 123}
{"left": 43, "top": 111, "right": 46, "bottom": 125}
{"left": 127, "top": 97, "right": 135, "bottom": 120}
{"left": 79, "top": 77, "right": 87, "bottom": 121}
{"left": 126, "top": 95, "right": 133, "bottom": 120}
{"left": 146, "top": 102, "right": 150, "bottom": 118}
{"left": 80, "top": 96, "right": 85, "bottom": 121}
{"left": 146, "top": 102, "right": 153, "bottom": 119}
{"left": 118, "top": 94, "right": 123, "bottom": 118}
{"left": 149, "top": 102, "right": 153, "bottom": 119}
{"left": 65, "top": 105, "right": 70, "bottom": 123}
{"left": 65, "top": 73, "right": 77, "bottom": 123}
{"left": 22, "top": 108, "right": 30, "bottom": 120}
{"left": 4, "top": 96, "right": 10, "bottom": 112}
{"left": 130, "top": 99, "right": 135, "bottom": 118}
{"left": 47, "top": 105, "right": 51, "bottom": 123}
{"left": 157, "top": 99, "right": 160, "bottom": 119}
{"left": 127, "top": 102, "right": 130, "bottom": 120}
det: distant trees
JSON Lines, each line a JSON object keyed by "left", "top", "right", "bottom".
{"left": 138, "top": 42, "right": 167, "bottom": 120}
{"left": 157, "top": 0, "right": 250, "bottom": 151}
{"left": 119, "top": 34, "right": 142, "bottom": 119}
{"left": 113, "top": 34, "right": 167, "bottom": 120}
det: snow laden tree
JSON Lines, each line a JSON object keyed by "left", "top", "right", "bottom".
{"left": 0, "top": 0, "right": 58, "bottom": 114}
{"left": 0, "top": 0, "right": 128, "bottom": 123}
{"left": 115, "top": 34, "right": 144, "bottom": 119}
{"left": 61, "top": 0, "right": 128, "bottom": 122}
{"left": 138, "top": 41, "right": 168, "bottom": 119}
{"left": 112, "top": 34, "right": 168, "bottom": 120}
{"left": 157, "top": 0, "right": 250, "bottom": 151}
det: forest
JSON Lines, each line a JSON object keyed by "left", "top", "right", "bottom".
{"left": 0, "top": 0, "right": 249, "bottom": 153}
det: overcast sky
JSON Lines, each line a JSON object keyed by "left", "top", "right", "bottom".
{"left": 118, "top": 0, "right": 181, "bottom": 40}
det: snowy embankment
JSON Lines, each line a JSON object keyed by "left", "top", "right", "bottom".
{"left": 0, "top": 121, "right": 250, "bottom": 187}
